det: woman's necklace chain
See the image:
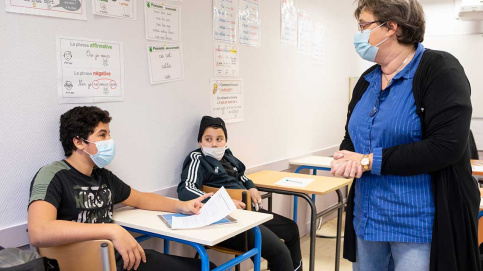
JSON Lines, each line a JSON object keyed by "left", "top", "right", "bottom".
{"left": 382, "top": 50, "right": 414, "bottom": 85}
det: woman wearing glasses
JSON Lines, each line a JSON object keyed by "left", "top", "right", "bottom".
{"left": 330, "top": 0, "right": 480, "bottom": 270}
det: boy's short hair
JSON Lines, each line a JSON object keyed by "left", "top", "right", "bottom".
{"left": 197, "top": 116, "right": 227, "bottom": 142}
{"left": 60, "top": 106, "right": 112, "bottom": 156}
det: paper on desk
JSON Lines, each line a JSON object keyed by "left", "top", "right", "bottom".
{"left": 472, "top": 165, "right": 483, "bottom": 172}
{"left": 275, "top": 177, "right": 314, "bottom": 188}
{"left": 171, "top": 186, "right": 236, "bottom": 229}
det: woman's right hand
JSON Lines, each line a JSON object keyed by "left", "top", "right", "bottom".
{"left": 111, "top": 224, "right": 146, "bottom": 270}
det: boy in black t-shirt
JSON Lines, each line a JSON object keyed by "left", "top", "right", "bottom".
{"left": 28, "top": 106, "right": 214, "bottom": 271}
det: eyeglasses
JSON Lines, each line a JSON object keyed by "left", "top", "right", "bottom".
{"left": 358, "top": 20, "right": 381, "bottom": 31}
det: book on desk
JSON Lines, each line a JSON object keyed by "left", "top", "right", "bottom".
{"left": 158, "top": 213, "right": 237, "bottom": 229}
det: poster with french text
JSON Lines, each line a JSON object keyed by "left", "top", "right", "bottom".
{"left": 281, "top": 0, "right": 297, "bottom": 46}
{"left": 213, "top": 0, "right": 238, "bottom": 43}
{"left": 145, "top": 1, "right": 181, "bottom": 42}
{"left": 6, "top": 0, "right": 86, "bottom": 20}
{"left": 147, "top": 44, "right": 184, "bottom": 84}
{"left": 214, "top": 43, "right": 240, "bottom": 77}
{"left": 312, "top": 23, "right": 325, "bottom": 64}
{"left": 57, "top": 37, "right": 124, "bottom": 103}
{"left": 92, "top": 0, "right": 136, "bottom": 19}
{"left": 297, "top": 11, "right": 312, "bottom": 56}
{"left": 238, "top": 0, "right": 260, "bottom": 47}
{"left": 211, "top": 79, "right": 243, "bottom": 123}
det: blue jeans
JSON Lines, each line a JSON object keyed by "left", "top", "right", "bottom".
{"left": 353, "top": 237, "right": 431, "bottom": 271}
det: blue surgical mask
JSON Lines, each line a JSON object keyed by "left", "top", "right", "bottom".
{"left": 83, "top": 139, "right": 115, "bottom": 168}
{"left": 353, "top": 22, "right": 388, "bottom": 62}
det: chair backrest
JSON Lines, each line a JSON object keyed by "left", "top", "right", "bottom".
{"left": 38, "top": 240, "right": 116, "bottom": 271}
{"left": 202, "top": 185, "right": 252, "bottom": 211}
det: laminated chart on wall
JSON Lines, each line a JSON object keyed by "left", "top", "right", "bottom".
{"left": 311, "top": 23, "right": 325, "bottom": 64}
{"left": 281, "top": 0, "right": 297, "bottom": 46}
{"left": 5, "top": 0, "right": 86, "bottom": 20}
{"left": 92, "top": 0, "right": 136, "bottom": 19}
{"left": 57, "top": 37, "right": 124, "bottom": 103}
{"left": 213, "top": 0, "right": 238, "bottom": 44}
{"left": 211, "top": 79, "right": 243, "bottom": 123}
{"left": 297, "top": 11, "right": 312, "bottom": 56}
{"left": 147, "top": 44, "right": 183, "bottom": 84}
{"left": 238, "top": 0, "right": 260, "bottom": 47}
{"left": 145, "top": 1, "right": 181, "bottom": 42}
{"left": 214, "top": 43, "right": 240, "bottom": 77}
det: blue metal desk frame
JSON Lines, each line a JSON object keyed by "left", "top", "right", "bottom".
{"left": 127, "top": 225, "right": 262, "bottom": 271}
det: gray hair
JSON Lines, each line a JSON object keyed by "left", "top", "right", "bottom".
{"left": 354, "top": 0, "right": 425, "bottom": 45}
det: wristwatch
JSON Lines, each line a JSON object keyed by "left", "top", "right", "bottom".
{"left": 361, "top": 155, "right": 370, "bottom": 170}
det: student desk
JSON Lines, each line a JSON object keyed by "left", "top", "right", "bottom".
{"left": 471, "top": 160, "right": 483, "bottom": 176}
{"left": 113, "top": 207, "right": 272, "bottom": 271}
{"left": 289, "top": 156, "right": 333, "bottom": 222}
{"left": 247, "top": 170, "right": 352, "bottom": 271}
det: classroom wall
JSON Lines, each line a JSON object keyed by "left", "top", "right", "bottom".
{"left": 0, "top": 0, "right": 363, "bottom": 246}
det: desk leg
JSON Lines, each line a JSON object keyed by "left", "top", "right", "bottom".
{"left": 256, "top": 188, "right": 316, "bottom": 271}
{"left": 164, "top": 240, "right": 170, "bottom": 255}
{"left": 190, "top": 243, "right": 210, "bottom": 271}
{"left": 253, "top": 226, "right": 262, "bottom": 271}
{"left": 335, "top": 189, "right": 343, "bottom": 271}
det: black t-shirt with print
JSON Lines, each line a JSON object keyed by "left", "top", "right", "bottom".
{"left": 29, "top": 160, "right": 131, "bottom": 223}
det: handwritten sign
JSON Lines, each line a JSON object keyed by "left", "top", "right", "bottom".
{"left": 239, "top": 0, "right": 260, "bottom": 47}
{"left": 213, "top": 0, "right": 238, "bottom": 43}
{"left": 6, "top": 0, "right": 86, "bottom": 20}
{"left": 145, "top": 1, "right": 181, "bottom": 42}
{"left": 147, "top": 44, "right": 183, "bottom": 84}
{"left": 211, "top": 79, "right": 243, "bottom": 123}
{"left": 281, "top": 0, "right": 297, "bottom": 46}
{"left": 312, "top": 23, "right": 325, "bottom": 64}
{"left": 57, "top": 37, "right": 124, "bottom": 103}
{"left": 214, "top": 43, "right": 240, "bottom": 77}
{"left": 92, "top": 0, "right": 136, "bottom": 19}
{"left": 297, "top": 11, "right": 312, "bottom": 56}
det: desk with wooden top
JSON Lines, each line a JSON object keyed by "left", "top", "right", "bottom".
{"left": 247, "top": 170, "right": 352, "bottom": 271}
{"left": 113, "top": 207, "right": 273, "bottom": 271}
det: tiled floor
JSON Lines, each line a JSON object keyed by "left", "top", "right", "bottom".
{"left": 251, "top": 215, "right": 352, "bottom": 271}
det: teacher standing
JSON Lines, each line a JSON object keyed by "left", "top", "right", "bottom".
{"left": 331, "top": 0, "right": 481, "bottom": 270}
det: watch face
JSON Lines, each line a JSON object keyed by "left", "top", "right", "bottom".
{"left": 361, "top": 157, "right": 370, "bottom": 165}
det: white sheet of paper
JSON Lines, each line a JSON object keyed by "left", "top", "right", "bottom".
{"left": 57, "top": 37, "right": 124, "bottom": 104}
{"left": 214, "top": 43, "right": 240, "bottom": 76}
{"left": 145, "top": 1, "right": 181, "bottom": 42}
{"left": 171, "top": 187, "right": 237, "bottom": 230}
{"left": 213, "top": 0, "right": 238, "bottom": 43}
{"left": 6, "top": 0, "right": 87, "bottom": 20}
{"left": 311, "top": 23, "right": 324, "bottom": 64}
{"left": 239, "top": 0, "right": 261, "bottom": 47}
{"left": 211, "top": 79, "right": 243, "bottom": 123}
{"left": 297, "top": 11, "right": 312, "bottom": 56}
{"left": 92, "top": 0, "right": 136, "bottom": 19}
{"left": 275, "top": 177, "right": 314, "bottom": 188}
{"left": 147, "top": 44, "right": 184, "bottom": 84}
{"left": 472, "top": 165, "right": 483, "bottom": 172}
{"left": 281, "top": 0, "right": 297, "bottom": 46}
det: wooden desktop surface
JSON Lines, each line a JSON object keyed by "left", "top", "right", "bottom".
{"left": 247, "top": 170, "right": 352, "bottom": 196}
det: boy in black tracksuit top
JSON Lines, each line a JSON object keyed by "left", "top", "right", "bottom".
{"left": 177, "top": 116, "right": 302, "bottom": 271}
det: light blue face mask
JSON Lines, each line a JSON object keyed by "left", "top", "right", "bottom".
{"left": 83, "top": 138, "right": 115, "bottom": 168}
{"left": 353, "top": 22, "right": 388, "bottom": 62}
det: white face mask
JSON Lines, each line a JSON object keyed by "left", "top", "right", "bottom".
{"left": 202, "top": 146, "right": 227, "bottom": 160}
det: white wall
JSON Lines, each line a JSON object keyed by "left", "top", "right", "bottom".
{"left": 0, "top": 0, "right": 362, "bottom": 243}
{"left": 420, "top": 0, "right": 483, "bottom": 147}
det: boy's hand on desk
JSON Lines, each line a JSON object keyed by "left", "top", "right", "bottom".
{"left": 233, "top": 199, "right": 246, "bottom": 210}
{"left": 111, "top": 224, "right": 146, "bottom": 271}
{"left": 178, "top": 193, "right": 213, "bottom": 215}
{"left": 249, "top": 188, "right": 263, "bottom": 211}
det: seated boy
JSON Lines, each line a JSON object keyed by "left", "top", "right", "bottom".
{"left": 28, "top": 106, "right": 215, "bottom": 271}
{"left": 177, "top": 116, "right": 303, "bottom": 271}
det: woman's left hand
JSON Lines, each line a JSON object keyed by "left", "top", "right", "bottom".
{"left": 331, "top": 150, "right": 365, "bottom": 178}
{"left": 249, "top": 188, "right": 263, "bottom": 211}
